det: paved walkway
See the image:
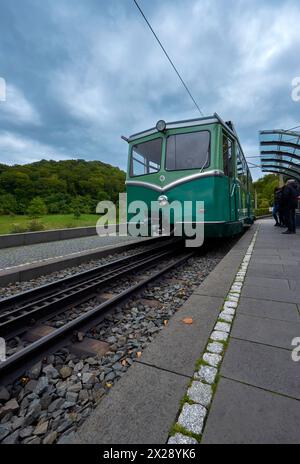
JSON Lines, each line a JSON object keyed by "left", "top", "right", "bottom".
{"left": 202, "top": 219, "right": 300, "bottom": 443}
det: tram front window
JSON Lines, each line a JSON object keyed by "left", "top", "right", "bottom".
{"left": 166, "top": 131, "right": 210, "bottom": 171}
{"left": 130, "top": 138, "right": 162, "bottom": 177}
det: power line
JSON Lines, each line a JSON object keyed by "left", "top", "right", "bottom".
{"left": 133, "top": 0, "right": 204, "bottom": 117}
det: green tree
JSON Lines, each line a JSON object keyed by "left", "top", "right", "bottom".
{"left": 27, "top": 197, "right": 48, "bottom": 218}
{"left": 0, "top": 194, "right": 18, "bottom": 215}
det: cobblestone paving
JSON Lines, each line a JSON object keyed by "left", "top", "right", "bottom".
{"left": 168, "top": 231, "right": 258, "bottom": 443}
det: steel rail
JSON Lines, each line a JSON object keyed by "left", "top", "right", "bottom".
{"left": 0, "top": 244, "right": 182, "bottom": 337}
{"left": 0, "top": 248, "right": 194, "bottom": 381}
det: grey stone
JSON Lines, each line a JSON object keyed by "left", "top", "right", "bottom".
{"left": 63, "top": 401, "right": 76, "bottom": 409}
{"left": 67, "top": 383, "right": 82, "bottom": 393}
{"left": 168, "top": 433, "right": 198, "bottom": 444}
{"left": 105, "top": 372, "right": 115, "bottom": 382}
{"left": 112, "top": 362, "right": 123, "bottom": 371}
{"left": 57, "top": 418, "right": 73, "bottom": 433}
{"left": 35, "top": 376, "right": 49, "bottom": 395}
{"left": 210, "top": 331, "right": 228, "bottom": 342}
{"left": 43, "top": 431, "right": 58, "bottom": 445}
{"left": 57, "top": 431, "right": 76, "bottom": 444}
{"left": 60, "top": 366, "right": 73, "bottom": 379}
{"left": 24, "top": 402, "right": 42, "bottom": 426}
{"left": 203, "top": 353, "right": 222, "bottom": 368}
{"left": 79, "top": 390, "right": 89, "bottom": 402}
{"left": 218, "top": 312, "right": 234, "bottom": 322}
{"left": 0, "top": 425, "right": 10, "bottom": 441}
{"left": 82, "top": 373, "right": 96, "bottom": 385}
{"left": 187, "top": 382, "right": 213, "bottom": 407}
{"left": 86, "top": 357, "right": 98, "bottom": 366}
{"left": 207, "top": 342, "right": 224, "bottom": 355}
{"left": 29, "top": 361, "right": 42, "bottom": 380}
{"left": 0, "top": 398, "right": 19, "bottom": 419}
{"left": 23, "top": 436, "right": 41, "bottom": 444}
{"left": 195, "top": 365, "right": 217, "bottom": 384}
{"left": 66, "top": 392, "right": 78, "bottom": 403}
{"left": 178, "top": 403, "right": 206, "bottom": 435}
{"left": 40, "top": 393, "right": 52, "bottom": 410}
{"left": 11, "top": 416, "right": 25, "bottom": 430}
{"left": 19, "top": 426, "right": 34, "bottom": 439}
{"left": 0, "top": 387, "right": 10, "bottom": 402}
{"left": 34, "top": 420, "right": 49, "bottom": 436}
{"left": 25, "top": 379, "right": 38, "bottom": 393}
{"left": 1, "top": 430, "right": 19, "bottom": 444}
{"left": 48, "top": 397, "right": 64, "bottom": 413}
{"left": 214, "top": 321, "right": 231, "bottom": 333}
{"left": 43, "top": 365, "right": 59, "bottom": 379}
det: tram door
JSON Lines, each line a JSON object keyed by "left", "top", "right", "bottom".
{"left": 222, "top": 134, "right": 237, "bottom": 221}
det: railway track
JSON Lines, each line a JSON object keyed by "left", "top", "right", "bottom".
{"left": 0, "top": 237, "right": 194, "bottom": 382}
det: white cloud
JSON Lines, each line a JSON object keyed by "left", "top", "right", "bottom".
{"left": 0, "top": 85, "right": 41, "bottom": 126}
{"left": 0, "top": 131, "right": 69, "bottom": 165}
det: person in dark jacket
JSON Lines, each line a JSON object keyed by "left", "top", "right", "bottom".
{"left": 273, "top": 187, "right": 283, "bottom": 226}
{"left": 282, "top": 179, "right": 298, "bottom": 234}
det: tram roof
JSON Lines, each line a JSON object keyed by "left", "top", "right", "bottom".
{"left": 259, "top": 129, "right": 300, "bottom": 181}
{"left": 128, "top": 113, "right": 237, "bottom": 142}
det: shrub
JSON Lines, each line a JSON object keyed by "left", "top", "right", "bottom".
{"left": 0, "top": 194, "right": 18, "bottom": 215}
{"left": 254, "top": 208, "right": 271, "bottom": 217}
{"left": 27, "top": 197, "right": 48, "bottom": 218}
{"left": 10, "top": 223, "right": 28, "bottom": 234}
{"left": 26, "top": 220, "right": 46, "bottom": 232}
{"left": 258, "top": 198, "right": 270, "bottom": 209}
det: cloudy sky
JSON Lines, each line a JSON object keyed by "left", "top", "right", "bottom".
{"left": 0, "top": 0, "right": 299, "bottom": 179}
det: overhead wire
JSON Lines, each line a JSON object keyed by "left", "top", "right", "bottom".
{"left": 133, "top": 0, "right": 204, "bottom": 117}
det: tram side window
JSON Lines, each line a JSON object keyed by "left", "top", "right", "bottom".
{"left": 223, "top": 135, "right": 233, "bottom": 177}
{"left": 237, "top": 146, "right": 247, "bottom": 187}
{"left": 130, "top": 138, "right": 162, "bottom": 177}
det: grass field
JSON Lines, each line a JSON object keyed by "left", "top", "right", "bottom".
{"left": 0, "top": 214, "right": 99, "bottom": 235}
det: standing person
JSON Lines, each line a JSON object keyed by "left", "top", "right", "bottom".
{"left": 277, "top": 187, "right": 285, "bottom": 227}
{"left": 272, "top": 187, "right": 282, "bottom": 226}
{"left": 282, "top": 179, "right": 298, "bottom": 234}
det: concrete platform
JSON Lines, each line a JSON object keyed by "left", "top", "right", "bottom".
{"left": 202, "top": 219, "right": 300, "bottom": 444}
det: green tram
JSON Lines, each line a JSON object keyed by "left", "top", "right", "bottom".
{"left": 125, "top": 113, "right": 254, "bottom": 238}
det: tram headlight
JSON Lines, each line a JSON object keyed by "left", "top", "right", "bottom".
{"left": 156, "top": 120, "right": 166, "bottom": 132}
{"left": 158, "top": 195, "right": 169, "bottom": 207}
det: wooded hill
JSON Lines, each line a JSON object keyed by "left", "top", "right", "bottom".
{"left": 0, "top": 159, "right": 126, "bottom": 215}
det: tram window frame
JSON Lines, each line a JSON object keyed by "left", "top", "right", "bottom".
{"left": 165, "top": 130, "right": 211, "bottom": 172}
{"left": 130, "top": 137, "right": 162, "bottom": 177}
{"left": 222, "top": 134, "right": 234, "bottom": 177}
{"left": 236, "top": 145, "right": 248, "bottom": 187}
